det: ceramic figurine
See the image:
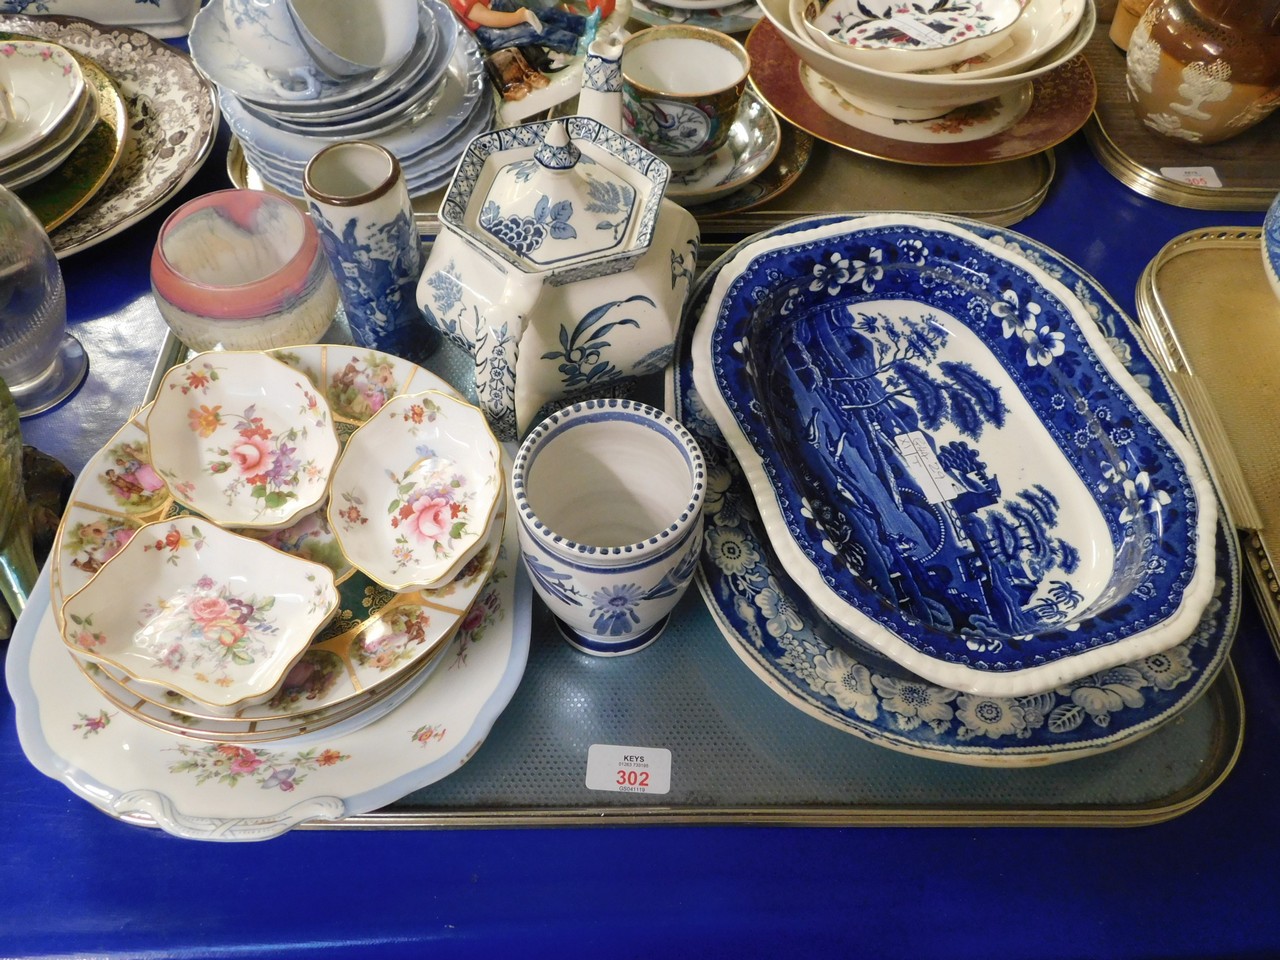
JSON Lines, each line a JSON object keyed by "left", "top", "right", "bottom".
{"left": 416, "top": 116, "right": 699, "bottom": 441}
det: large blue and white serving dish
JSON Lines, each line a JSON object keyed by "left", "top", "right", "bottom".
{"left": 691, "top": 214, "right": 1219, "bottom": 698}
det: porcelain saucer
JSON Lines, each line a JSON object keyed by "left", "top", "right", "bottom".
{"left": 801, "top": 64, "right": 1035, "bottom": 145}
{"left": 0, "top": 39, "right": 85, "bottom": 166}
{"left": 666, "top": 87, "right": 781, "bottom": 205}
{"left": 631, "top": 0, "right": 762, "bottom": 32}
{"left": 15, "top": 56, "right": 128, "bottom": 232}
{"left": 746, "top": 17, "right": 1097, "bottom": 165}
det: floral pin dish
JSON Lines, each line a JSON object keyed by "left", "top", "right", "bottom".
{"left": 146, "top": 352, "right": 340, "bottom": 530}
{"left": 328, "top": 390, "right": 503, "bottom": 592}
{"left": 59, "top": 516, "right": 340, "bottom": 711}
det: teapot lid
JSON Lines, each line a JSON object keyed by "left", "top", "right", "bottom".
{"left": 440, "top": 117, "right": 670, "bottom": 281}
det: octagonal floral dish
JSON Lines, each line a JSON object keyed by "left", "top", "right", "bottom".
{"left": 692, "top": 214, "right": 1218, "bottom": 698}
{"left": 329, "top": 390, "right": 503, "bottom": 592}
{"left": 60, "top": 515, "right": 340, "bottom": 711}
{"left": 147, "top": 351, "right": 340, "bottom": 530}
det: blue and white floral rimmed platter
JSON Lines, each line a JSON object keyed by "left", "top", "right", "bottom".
{"left": 671, "top": 214, "right": 1239, "bottom": 765}
{"left": 691, "top": 213, "right": 1220, "bottom": 699}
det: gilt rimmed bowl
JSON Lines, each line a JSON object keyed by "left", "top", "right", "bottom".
{"left": 59, "top": 515, "right": 340, "bottom": 711}
{"left": 796, "top": 0, "right": 1025, "bottom": 74}
{"left": 146, "top": 352, "right": 341, "bottom": 530}
{"left": 328, "top": 390, "right": 503, "bottom": 592}
{"left": 763, "top": 0, "right": 1091, "bottom": 119}
{"left": 691, "top": 213, "right": 1218, "bottom": 697}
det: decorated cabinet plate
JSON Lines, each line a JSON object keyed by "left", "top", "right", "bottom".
{"left": 50, "top": 346, "right": 503, "bottom": 735}
{"left": 692, "top": 214, "right": 1218, "bottom": 697}
{"left": 671, "top": 214, "right": 1238, "bottom": 764}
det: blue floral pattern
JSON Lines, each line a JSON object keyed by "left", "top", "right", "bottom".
{"left": 703, "top": 218, "right": 1209, "bottom": 681}
{"left": 674, "top": 215, "right": 1238, "bottom": 762}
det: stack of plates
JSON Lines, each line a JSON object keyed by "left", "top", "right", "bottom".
{"left": 0, "top": 37, "right": 127, "bottom": 229}
{"left": 190, "top": 0, "right": 494, "bottom": 199}
{"left": 0, "top": 12, "right": 219, "bottom": 256}
{"left": 12, "top": 343, "right": 531, "bottom": 839}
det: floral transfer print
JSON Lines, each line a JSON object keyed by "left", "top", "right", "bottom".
{"left": 411, "top": 724, "right": 447, "bottom": 745}
{"left": 167, "top": 742, "right": 348, "bottom": 791}
{"left": 72, "top": 709, "right": 115, "bottom": 738}
{"left": 134, "top": 575, "right": 283, "bottom": 689}
{"left": 327, "top": 353, "right": 403, "bottom": 421}
{"left": 170, "top": 398, "right": 325, "bottom": 519}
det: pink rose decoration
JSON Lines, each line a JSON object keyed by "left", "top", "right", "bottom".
{"left": 408, "top": 496, "right": 452, "bottom": 543}
{"left": 230, "top": 436, "right": 274, "bottom": 476}
{"left": 189, "top": 596, "right": 231, "bottom": 623}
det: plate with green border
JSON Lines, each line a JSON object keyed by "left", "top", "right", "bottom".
{"left": 14, "top": 52, "right": 127, "bottom": 232}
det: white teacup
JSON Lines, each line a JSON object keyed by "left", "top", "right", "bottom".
{"left": 512, "top": 399, "right": 707, "bottom": 657}
{"left": 286, "top": 0, "right": 418, "bottom": 78}
{"left": 621, "top": 25, "right": 751, "bottom": 171}
{"left": 223, "top": 0, "right": 325, "bottom": 98}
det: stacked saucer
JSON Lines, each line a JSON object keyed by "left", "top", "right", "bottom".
{"left": 190, "top": 0, "right": 495, "bottom": 198}
{"left": 52, "top": 347, "right": 510, "bottom": 747}
{"left": 0, "top": 38, "right": 127, "bottom": 225}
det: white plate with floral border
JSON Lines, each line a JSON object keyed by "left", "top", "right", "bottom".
{"left": 668, "top": 214, "right": 1239, "bottom": 766}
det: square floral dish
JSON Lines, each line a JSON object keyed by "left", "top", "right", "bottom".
{"left": 329, "top": 390, "right": 503, "bottom": 592}
{"left": 147, "top": 351, "right": 340, "bottom": 530}
{"left": 692, "top": 213, "right": 1218, "bottom": 698}
{"left": 60, "top": 516, "right": 340, "bottom": 711}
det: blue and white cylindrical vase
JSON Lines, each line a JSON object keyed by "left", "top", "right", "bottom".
{"left": 512, "top": 399, "right": 707, "bottom": 657}
{"left": 303, "top": 140, "right": 439, "bottom": 362}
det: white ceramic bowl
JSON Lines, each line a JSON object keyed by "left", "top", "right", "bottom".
{"left": 60, "top": 515, "right": 340, "bottom": 710}
{"left": 796, "top": 0, "right": 1024, "bottom": 73}
{"left": 328, "top": 390, "right": 503, "bottom": 591}
{"left": 147, "top": 352, "right": 341, "bottom": 530}
{"left": 764, "top": 0, "right": 1093, "bottom": 119}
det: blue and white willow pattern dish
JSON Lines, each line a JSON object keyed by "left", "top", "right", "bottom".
{"left": 692, "top": 214, "right": 1219, "bottom": 698}
{"left": 671, "top": 214, "right": 1238, "bottom": 765}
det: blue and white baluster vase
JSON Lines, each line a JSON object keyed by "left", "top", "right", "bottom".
{"left": 303, "top": 140, "right": 439, "bottom": 362}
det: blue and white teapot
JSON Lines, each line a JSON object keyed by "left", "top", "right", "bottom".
{"left": 415, "top": 95, "right": 699, "bottom": 441}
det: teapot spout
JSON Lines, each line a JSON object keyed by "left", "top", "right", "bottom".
{"left": 474, "top": 272, "right": 542, "bottom": 442}
{"left": 578, "top": 30, "right": 625, "bottom": 132}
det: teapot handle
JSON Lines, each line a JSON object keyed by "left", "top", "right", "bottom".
{"left": 473, "top": 274, "right": 542, "bottom": 442}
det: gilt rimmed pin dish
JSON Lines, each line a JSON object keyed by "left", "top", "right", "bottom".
{"left": 60, "top": 516, "right": 340, "bottom": 711}
{"left": 691, "top": 214, "right": 1218, "bottom": 697}
{"left": 147, "top": 352, "right": 340, "bottom": 530}
{"left": 329, "top": 390, "right": 503, "bottom": 592}
{"left": 672, "top": 214, "right": 1238, "bottom": 764}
